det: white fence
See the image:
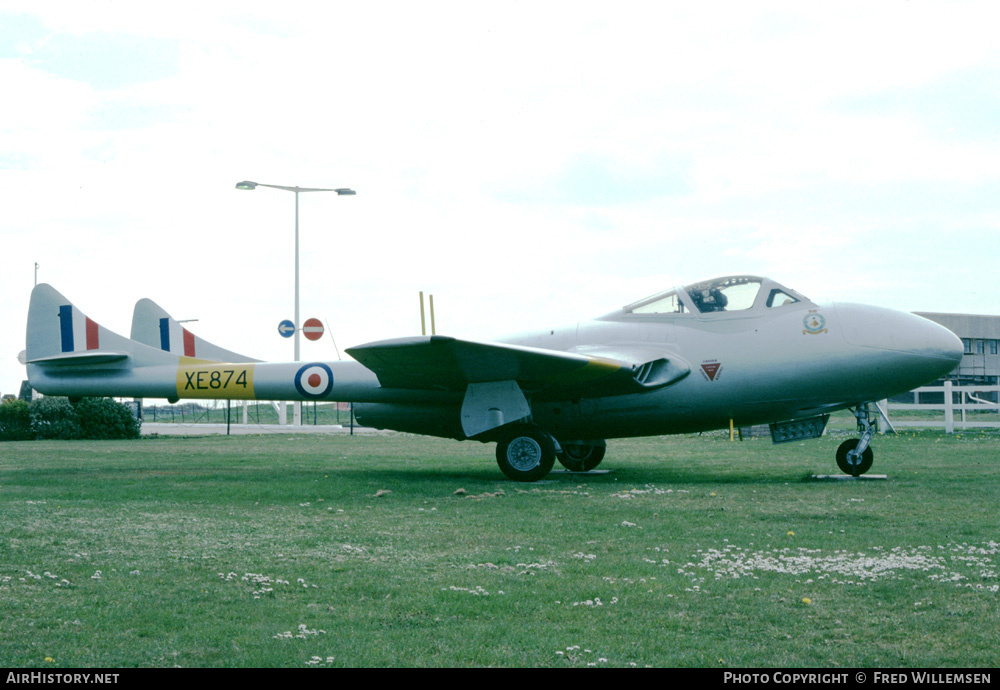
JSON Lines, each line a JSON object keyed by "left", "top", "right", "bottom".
{"left": 886, "top": 382, "right": 1000, "bottom": 433}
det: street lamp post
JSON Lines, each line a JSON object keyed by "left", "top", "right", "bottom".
{"left": 236, "top": 180, "right": 356, "bottom": 425}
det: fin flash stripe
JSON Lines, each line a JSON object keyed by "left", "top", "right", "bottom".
{"left": 59, "top": 305, "right": 99, "bottom": 352}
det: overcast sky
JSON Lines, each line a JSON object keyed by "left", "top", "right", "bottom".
{"left": 2, "top": 1, "right": 999, "bottom": 397}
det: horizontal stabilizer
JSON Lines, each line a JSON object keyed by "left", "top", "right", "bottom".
{"left": 27, "top": 351, "right": 130, "bottom": 366}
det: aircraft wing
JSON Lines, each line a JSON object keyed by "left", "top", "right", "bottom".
{"left": 346, "top": 335, "right": 689, "bottom": 399}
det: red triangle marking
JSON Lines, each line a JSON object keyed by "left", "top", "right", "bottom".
{"left": 701, "top": 362, "right": 721, "bottom": 381}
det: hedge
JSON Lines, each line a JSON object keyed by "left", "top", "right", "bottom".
{"left": 0, "top": 397, "right": 141, "bottom": 441}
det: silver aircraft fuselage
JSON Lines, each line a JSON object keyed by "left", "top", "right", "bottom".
{"left": 501, "top": 300, "right": 963, "bottom": 441}
{"left": 350, "top": 276, "right": 962, "bottom": 443}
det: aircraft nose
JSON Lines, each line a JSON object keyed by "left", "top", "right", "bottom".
{"left": 835, "top": 302, "right": 963, "bottom": 390}
{"left": 920, "top": 318, "right": 965, "bottom": 366}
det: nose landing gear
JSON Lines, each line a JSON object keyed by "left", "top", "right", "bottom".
{"left": 836, "top": 404, "right": 878, "bottom": 476}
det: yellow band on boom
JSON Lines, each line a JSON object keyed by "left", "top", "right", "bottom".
{"left": 176, "top": 358, "right": 256, "bottom": 399}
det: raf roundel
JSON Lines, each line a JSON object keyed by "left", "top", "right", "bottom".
{"left": 294, "top": 363, "right": 334, "bottom": 399}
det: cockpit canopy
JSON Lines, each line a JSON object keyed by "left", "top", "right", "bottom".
{"left": 623, "top": 276, "right": 810, "bottom": 317}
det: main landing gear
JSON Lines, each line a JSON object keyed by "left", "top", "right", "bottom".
{"left": 495, "top": 425, "right": 606, "bottom": 482}
{"left": 836, "top": 404, "right": 877, "bottom": 477}
{"left": 557, "top": 442, "right": 606, "bottom": 472}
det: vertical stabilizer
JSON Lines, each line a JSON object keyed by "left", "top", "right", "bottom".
{"left": 26, "top": 284, "right": 129, "bottom": 365}
{"left": 131, "top": 298, "right": 260, "bottom": 363}
{"left": 25, "top": 284, "right": 176, "bottom": 368}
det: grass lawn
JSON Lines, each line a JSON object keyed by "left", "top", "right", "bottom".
{"left": 1, "top": 427, "right": 997, "bottom": 667}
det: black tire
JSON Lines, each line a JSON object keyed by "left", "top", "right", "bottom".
{"left": 496, "top": 426, "right": 556, "bottom": 482}
{"left": 836, "top": 439, "right": 874, "bottom": 476}
{"left": 557, "top": 443, "right": 606, "bottom": 472}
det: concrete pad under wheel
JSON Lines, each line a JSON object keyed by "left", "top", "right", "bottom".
{"left": 811, "top": 474, "right": 888, "bottom": 481}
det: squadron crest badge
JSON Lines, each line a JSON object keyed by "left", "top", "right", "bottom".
{"left": 802, "top": 310, "right": 828, "bottom": 335}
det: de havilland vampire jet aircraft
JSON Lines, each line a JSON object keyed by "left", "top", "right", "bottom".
{"left": 24, "top": 276, "right": 963, "bottom": 481}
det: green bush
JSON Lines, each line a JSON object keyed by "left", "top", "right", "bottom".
{"left": 30, "top": 397, "right": 83, "bottom": 440}
{"left": 75, "top": 397, "right": 141, "bottom": 440}
{"left": 26, "top": 396, "right": 140, "bottom": 440}
{"left": 0, "top": 398, "right": 32, "bottom": 441}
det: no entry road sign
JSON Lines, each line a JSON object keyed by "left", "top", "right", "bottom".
{"left": 303, "top": 318, "right": 325, "bottom": 341}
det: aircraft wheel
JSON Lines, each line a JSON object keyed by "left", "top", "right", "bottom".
{"left": 496, "top": 426, "right": 556, "bottom": 482}
{"left": 557, "top": 443, "right": 606, "bottom": 472}
{"left": 836, "top": 439, "right": 873, "bottom": 477}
